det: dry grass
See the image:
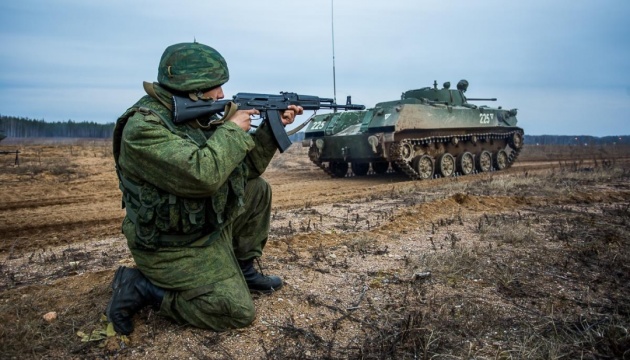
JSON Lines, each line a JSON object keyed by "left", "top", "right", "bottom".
{"left": 1, "top": 139, "right": 110, "bottom": 179}
{"left": 256, "top": 165, "right": 630, "bottom": 359}
{"left": 518, "top": 144, "right": 630, "bottom": 163}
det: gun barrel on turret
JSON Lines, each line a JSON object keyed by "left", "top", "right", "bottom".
{"left": 466, "top": 98, "right": 497, "bottom": 101}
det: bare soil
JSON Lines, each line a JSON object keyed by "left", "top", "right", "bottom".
{"left": 1, "top": 139, "right": 629, "bottom": 359}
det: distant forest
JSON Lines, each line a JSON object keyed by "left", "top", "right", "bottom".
{"left": 1, "top": 115, "right": 114, "bottom": 138}
{"left": 1, "top": 115, "right": 628, "bottom": 145}
{"left": 524, "top": 135, "right": 629, "bottom": 146}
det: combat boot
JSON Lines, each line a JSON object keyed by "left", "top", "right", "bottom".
{"left": 238, "top": 259, "right": 283, "bottom": 294}
{"left": 105, "top": 266, "right": 165, "bottom": 335}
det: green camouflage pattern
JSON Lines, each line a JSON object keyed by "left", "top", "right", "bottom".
{"left": 126, "top": 177, "right": 272, "bottom": 330}
{"left": 113, "top": 88, "right": 278, "bottom": 330}
{"left": 157, "top": 42, "right": 229, "bottom": 92}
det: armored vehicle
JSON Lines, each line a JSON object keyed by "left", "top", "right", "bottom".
{"left": 0, "top": 130, "right": 6, "bottom": 142}
{"left": 302, "top": 80, "right": 524, "bottom": 180}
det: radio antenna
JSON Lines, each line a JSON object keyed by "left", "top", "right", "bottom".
{"left": 331, "top": 0, "right": 337, "bottom": 110}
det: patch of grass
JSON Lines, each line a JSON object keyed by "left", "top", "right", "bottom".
{"left": 478, "top": 214, "right": 538, "bottom": 245}
{"left": 2, "top": 160, "right": 85, "bottom": 180}
{"left": 263, "top": 188, "right": 630, "bottom": 358}
{"left": 342, "top": 236, "right": 386, "bottom": 256}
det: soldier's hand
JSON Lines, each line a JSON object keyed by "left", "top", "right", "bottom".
{"left": 281, "top": 105, "right": 304, "bottom": 126}
{"left": 229, "top": 109, "right": 260, "bottom": 132}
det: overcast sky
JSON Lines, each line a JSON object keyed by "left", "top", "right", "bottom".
{"left": 1, "top": 0, "right": 629, "bottom": 136}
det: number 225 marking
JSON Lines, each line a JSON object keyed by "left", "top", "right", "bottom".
{"left": 479, "top": 113, "right": 494, "bottom": 124}
{"left": 310, "top": 121, "right": 326, "bottom": 130}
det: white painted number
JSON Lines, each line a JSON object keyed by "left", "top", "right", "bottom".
{"left": 310, "top": 121, "right": 326, "bottom": 130}
{"left": 479, "top": 113, "right": 494, "bottom": 124}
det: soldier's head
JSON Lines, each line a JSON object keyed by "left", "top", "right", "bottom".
{"left": 157, "top": 42, "right": 229, "bottom": 99}
{"left": 457, "top": 79, "right": 469, "bottom": 93}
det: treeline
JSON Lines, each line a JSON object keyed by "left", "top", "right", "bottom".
{"left": 0, "top": 115, "right": 114, "bottom": 138}
{"left": 525, "top": 135, "right": 629, "bottom": 145}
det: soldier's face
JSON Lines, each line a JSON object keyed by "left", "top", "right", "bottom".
{"left": 202, "top": 86, "right": 224, "bottom": 100}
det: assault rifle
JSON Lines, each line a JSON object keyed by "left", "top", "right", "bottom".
{"left": 172, "top": 92, "right": 365, "bottom": 153}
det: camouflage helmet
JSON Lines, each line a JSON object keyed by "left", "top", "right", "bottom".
{"left": 157, "top": 42, "right": 229, "bottom": 92}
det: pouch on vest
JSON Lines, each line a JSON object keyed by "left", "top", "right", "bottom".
{"left": 124, "top": 179, "right": 214, "bottom": 250}
{"left": 181, "top": 198, "right": 206, "bottom": 234}
{"left": 135, "top": 183, "right": 161, "bottom": 250}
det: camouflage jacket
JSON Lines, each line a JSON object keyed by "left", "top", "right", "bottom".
{"left": 113, "top": 85, "right": 278, "bottom": 250}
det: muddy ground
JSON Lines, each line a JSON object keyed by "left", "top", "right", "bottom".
{"left": 0, "top": 139, "right": 629, "bottom": 359}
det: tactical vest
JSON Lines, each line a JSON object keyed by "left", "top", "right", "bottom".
{"left": 113, "top": 95, "right": 247, "bottom": 250}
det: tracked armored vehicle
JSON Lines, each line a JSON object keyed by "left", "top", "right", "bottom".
{"left": 302, "top": 80, "right": 524, "bottom": 180}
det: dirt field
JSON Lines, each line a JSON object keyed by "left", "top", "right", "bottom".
{"left": 1, "top": 139, "right": 629, "bottom": 359}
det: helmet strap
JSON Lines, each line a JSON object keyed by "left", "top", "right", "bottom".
{"left": 143, "top": 81, "right": 172, "bottom": 110}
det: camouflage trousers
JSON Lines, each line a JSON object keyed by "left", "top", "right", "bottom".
{"left": 129, "top": 177, "right": 272, "bottom": 331}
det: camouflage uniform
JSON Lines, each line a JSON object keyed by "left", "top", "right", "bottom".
{"left": 111, "top": 42, "right": 279, "bottom": 331}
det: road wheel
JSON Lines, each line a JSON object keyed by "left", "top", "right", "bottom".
{"left": 399, "top": 142, "right": 414, "bottom": 161}
{"left": 494, "top": 150, "right": 509, "bottom": 170}
{"left": 436, "top": 153, "right": 455, "bottom": 177}
{"left": 476, "top": 150, "right": 492, "bottom": 172}
{"left": 412, "top": 155, "right": 434, "bottom": 180}
{"left": 456, "top": 152, "right": 474, "bottom": 175}
{"left": 510, "top": 132, "right": 523, "bottom": 149}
